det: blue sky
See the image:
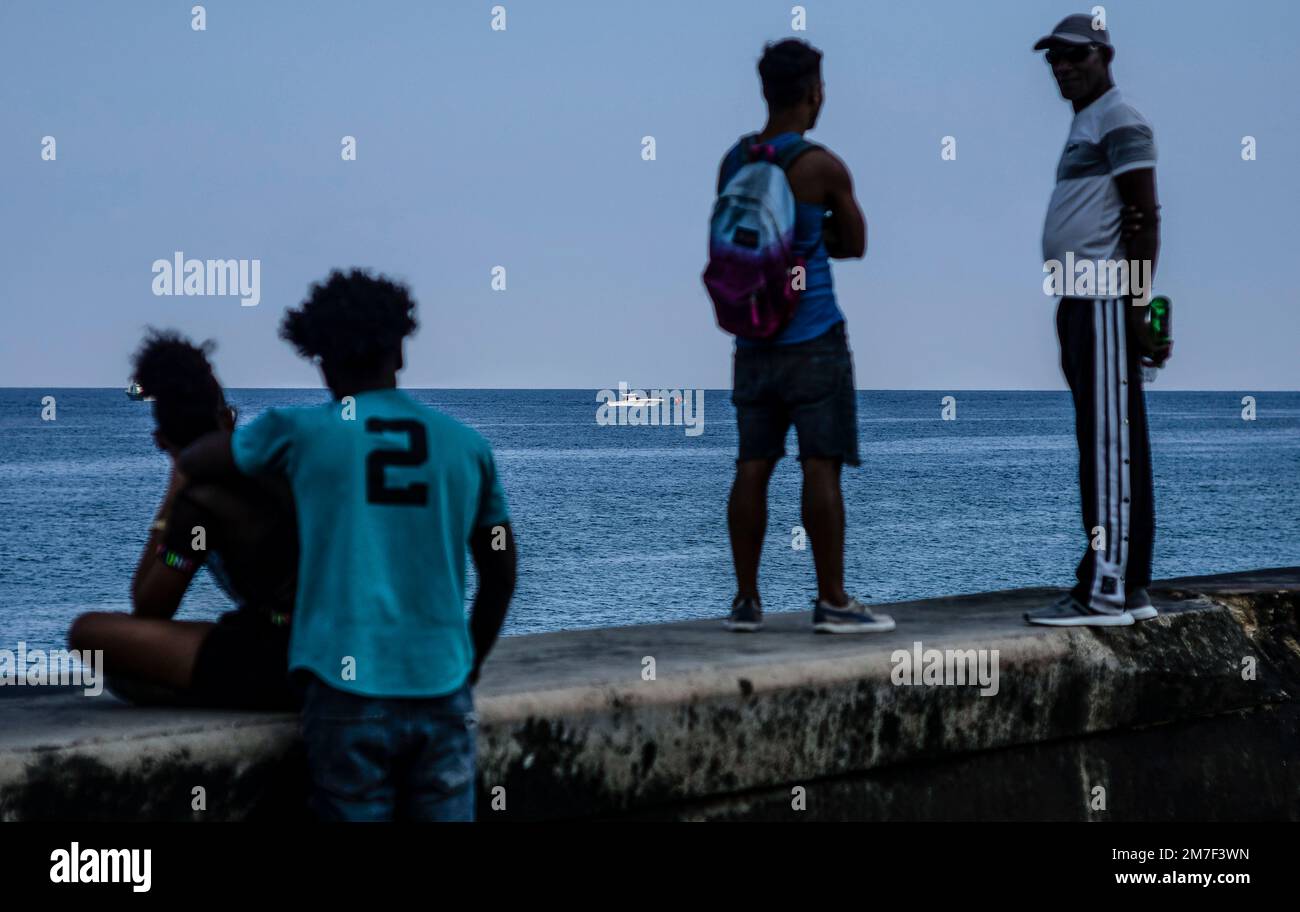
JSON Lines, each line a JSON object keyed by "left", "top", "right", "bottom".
{"left": 2, "top": 0, "right": 1296, "bottom": 390}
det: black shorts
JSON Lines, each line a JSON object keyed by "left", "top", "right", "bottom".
{"left": 732, "top": 322, "right": 860, "bottom": 465}
{"left": 190, "top": 610, "right": 298, "bottom": 711}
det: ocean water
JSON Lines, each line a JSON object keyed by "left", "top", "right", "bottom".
{"left": 1, "top": 388, "right": 1298, "bottom": 653}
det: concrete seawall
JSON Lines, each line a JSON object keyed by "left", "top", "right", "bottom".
{"left": 2, "top": 568, "right": 1297, "bottom": 821}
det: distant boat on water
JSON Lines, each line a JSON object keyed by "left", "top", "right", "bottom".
{"left": 607, "top": 392, "right": 663, "bottom": 408}
{"left": 125, "top": 381, "right": 149, "bottom": 401}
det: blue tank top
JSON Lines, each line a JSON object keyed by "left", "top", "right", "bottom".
{"left": 719, "top": 132, "right": 845, "bottom": 346}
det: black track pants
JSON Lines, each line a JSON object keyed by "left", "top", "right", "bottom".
{"left": 1056, "top": 297, "right": 1155, "bottom": 611}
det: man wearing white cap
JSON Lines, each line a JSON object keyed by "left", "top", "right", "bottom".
{"left": 1027, "top": 14, "right": 1169, "bottom": 627}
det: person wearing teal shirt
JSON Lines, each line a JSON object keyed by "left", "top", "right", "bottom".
{"left": 180, "top": 269, "right": 517, "bottom": 821}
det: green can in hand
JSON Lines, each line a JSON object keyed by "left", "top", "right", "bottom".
{"left": 1146, "top": 295, "right": 1173, "bottom": 348}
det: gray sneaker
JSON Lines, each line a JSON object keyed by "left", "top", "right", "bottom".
{"left": 1026, "top": 594, "right": 1134, "bottom": 627}
{"left": 1126, "top": 588, "right": 1158, "bottom": 621}
{"left": 813, "top": 596, "right": 896, "bottom": 634}
{"left": 725, "top": 595, "right": 763, "bottom": 632}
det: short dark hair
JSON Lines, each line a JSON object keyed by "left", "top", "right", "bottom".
{"left": 279, "top": 269, "right": 418, "bottom": 371}
{"left": 131, "top": 329, "right": 224, "bottom": 448}
{"left": 758, "top": 39, "right": 823, "bottom": 110}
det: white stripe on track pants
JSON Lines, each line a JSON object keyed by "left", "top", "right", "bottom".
{"left": 1056, "top": 296, "right": 1155, "bottom": 612}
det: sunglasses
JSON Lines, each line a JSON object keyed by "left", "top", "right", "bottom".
{"left": 1045, "top": 44, "right": 1097, "bottom": 65}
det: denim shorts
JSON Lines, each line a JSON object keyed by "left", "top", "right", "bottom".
{"left": 732, "top": 322, "right": 860, "bottom": 465}
{"left": 301, "top": 676, "right": 478, "bottom": 822}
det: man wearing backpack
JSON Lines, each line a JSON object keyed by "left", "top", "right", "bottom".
{"left": 708, "top": 39, "right": 893, "bottom": 634}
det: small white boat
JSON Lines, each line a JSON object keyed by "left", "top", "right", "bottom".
{"left": 608, "top": 393, "right": 664, "bottom": 408}
{"left": 125, "top": 381, "right": 148, "bottom": 401}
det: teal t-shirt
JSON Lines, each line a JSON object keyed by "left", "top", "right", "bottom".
{"left": 231, "top": 388, "right": 510, "bottom": 698}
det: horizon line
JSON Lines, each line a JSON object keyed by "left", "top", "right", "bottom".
{"left": 5, "top": 386, "right": 1299, "bottom": 394}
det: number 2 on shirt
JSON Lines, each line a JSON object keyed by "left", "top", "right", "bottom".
{"left": 365, "top": 418, "right": 429, "bottom": 506}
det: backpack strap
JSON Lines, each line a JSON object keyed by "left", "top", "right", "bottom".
{"left": 718, "top": 135, "right": 822, "bottom": 193}
{"left": 718, "top": 134, "right": 759, "bottom": 194}
{"left": 775, "top": 138, "right": 821, "bottom": 173}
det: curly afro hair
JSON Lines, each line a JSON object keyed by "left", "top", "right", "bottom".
{"left": 280, "top": 269, "right": 418, "bottom": 370}
{"left": 130, "top": 329, "right": 225, "bottom": 448}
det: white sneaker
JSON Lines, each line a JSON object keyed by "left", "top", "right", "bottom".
{"left": 1126, "top": 588, "right": 1158, "bottom": 621}
{"left": 1026, "top": 595, "right": 1134, "bottom": 627}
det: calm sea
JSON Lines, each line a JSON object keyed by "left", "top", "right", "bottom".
{"left": 2, "top": 388, "right": 1297, "bottom": 653}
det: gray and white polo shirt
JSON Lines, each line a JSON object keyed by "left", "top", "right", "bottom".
{"left": 1042, "top": 87, "right": 1157, "bottom": 276}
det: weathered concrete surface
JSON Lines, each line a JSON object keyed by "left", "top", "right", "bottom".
{"left": 660, "top": 704, "right": 1300, "bottom": 821}
{"left": 1, "top": 568, "right": 1297, "bottom": 821}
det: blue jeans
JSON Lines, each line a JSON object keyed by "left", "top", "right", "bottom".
{"left": 301, "top": 677, "right": 478, "bottom": 822}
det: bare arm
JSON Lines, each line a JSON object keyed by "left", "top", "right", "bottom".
{"left": 467, "top": 522, "right": 517, "bottom": 684}
{"left": 1115, "top": 167, "right": 1169, "bottom": 363}
{"left": 1116, "top": 167, "right": 1160, "bottom": 286}
{"left": 818, "top": 151, "right": 867, "bottom": 259}
{"left": 130, "top": 466, "right": 200, "bottom": 619}
{"left": 132, "top": 552, "right": 196, "bottom": 619}
{"left": 177, "top": 429, "right": 237, "bottom": 481}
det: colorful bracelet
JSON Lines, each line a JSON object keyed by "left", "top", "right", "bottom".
{"left": 154, "top": 543, "right": 195, "bottom": 573}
